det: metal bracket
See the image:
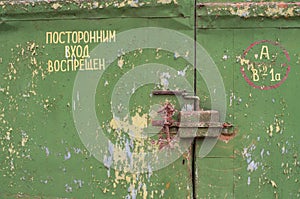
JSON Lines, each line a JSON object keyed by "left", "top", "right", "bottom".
{"left": 151, "top": 90, "right": 233, "bottom": 140}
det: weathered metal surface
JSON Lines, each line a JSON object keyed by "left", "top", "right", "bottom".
{"left": 197, "top": 1, "right": 300, "bottom": 29}
{"left": 0, "top": 0, "right": 299, "bottom": 198}
{"left": 196, "top": 0, "right": 300, "bottom": 198}
{"left": 0, "top": 0, "right": 190, "bottom": 18}
{"left": 151, "top": 90, "right": 233, "bottom": 139}
{"left": 0, "top": 0, "right": 195, "bottom": 198}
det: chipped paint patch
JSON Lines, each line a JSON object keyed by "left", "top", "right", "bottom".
{"left": 21, "top": 131, "right": 29, "bottom": 147}
{"left": 109, "top": 113, "right": 148, "bottom": 138}
{"left": 159, "top": 72, "right": 171, "bottom": 90}
{"left": 200, "top": 2, "right": 300, "bottom": 18}
{"left": 177, "top": 65, "right": 189, "bottom": 77}
{"left": 108, "top": 113, "right": 161, "bottom": 173}
{"left": 157, "top": 0, "right": 177, "bottom": 5}
{"left": 51, "top": 3, "right": 62, "bottom": 10}
{"left": 132, "top": 113, "right": 148, "bottom": 129}
{"left": 0, "top": 0, "right": 171, "bottom": 13}
{"left": 118, "top": 56, "right": 125, "bottom": 69}
{"left": 266, "top": 114, "right": 284, "bottom": 138}
{"left": 0, "top": 41, "right": 48, "bottom": 179}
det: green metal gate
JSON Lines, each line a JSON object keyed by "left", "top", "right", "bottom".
{"left": 0, "top": 0, "right": 299, "bottom": 198}
{"left": 196, "top": 1, "right": 300, "bottom": 198}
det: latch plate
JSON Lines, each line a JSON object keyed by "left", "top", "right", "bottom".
{"left": 151, "top": 90, "right": 233, "bottom": 140}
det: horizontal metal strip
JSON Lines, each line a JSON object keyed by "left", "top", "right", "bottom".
{"left": 197, "top": 26, "right": 300, "bottom": 30}
{"left": 197, "top": 2, "right": 300, "bottom": 18}
{"left": 197, "top": 2, "right": 300, "bottom": 7}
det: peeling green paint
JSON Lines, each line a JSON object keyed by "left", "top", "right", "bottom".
{"left": 199, "top": 2, "right": 300, "bottom": 18}
{"left": 0, "top": 0, "right": 299, "bottom": 198}
{"left": 0, "top": 0, "right": 191, "bottom": 19}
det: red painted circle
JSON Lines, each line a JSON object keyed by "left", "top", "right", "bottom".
{"left": 240, "top": 40, "right": 290, "bottom": 90}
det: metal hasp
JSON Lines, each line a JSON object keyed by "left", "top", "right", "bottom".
{"left": 151, "top": 90, "right": 233, "bottom": 140}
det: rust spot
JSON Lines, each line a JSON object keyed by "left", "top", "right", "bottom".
{"left": 165, "top": 182, "right": 170, "bottom": 189}
{"left": 278, "top": 2, "right": 288, "bottom": 9}
{"left": 219, "top": 128, "right": 238, "bottom": 143}
{"left": 157, "top": 101, "right": 176, "bottom": 143}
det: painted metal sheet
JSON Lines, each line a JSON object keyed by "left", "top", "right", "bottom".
{"left": 0, "top": 1, "right": 195, "bottom": 198}
{"left": 196, "top": 1, "right": 300, "bottom": 198}
{"left": 0, "top": 0, "right": 299, "bottom": 198}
